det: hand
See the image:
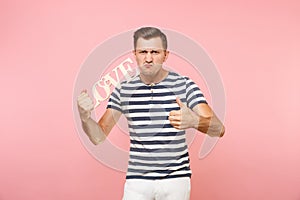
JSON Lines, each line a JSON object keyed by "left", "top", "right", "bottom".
{"left": 77, "top": 90, "right": 94, "bottom": 122}
{"left": 168, "top": 97, "right": 198, "bottom": 130}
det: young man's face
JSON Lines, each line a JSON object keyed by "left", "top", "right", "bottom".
{"left": 134, "top": 37, "right": 169, "bottom": 78}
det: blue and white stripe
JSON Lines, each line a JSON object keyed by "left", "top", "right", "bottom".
{"left": 107, "top": 71, "right": 207, "bottom": 180}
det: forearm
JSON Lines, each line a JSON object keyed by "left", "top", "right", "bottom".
{"left": 208, "top": 113, "right": 225, "bottom": 137}
{"left": 81, "top": 118, "right": 106, "bottom": 145}
{"left": 195, "top": 113, "right": 225, "bottom": 137}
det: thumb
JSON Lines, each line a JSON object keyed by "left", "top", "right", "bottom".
{"left": 176, "top": 97, "right": 184, "bottom": 108}
{"left": 80, "top": 89, "right": 87, "bottom": 94}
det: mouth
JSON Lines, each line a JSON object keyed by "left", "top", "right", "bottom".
{"left": 143, "top": 64, "right": 153, "bottom": 68}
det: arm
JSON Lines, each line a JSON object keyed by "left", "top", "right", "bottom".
{"left": 77, "top": 91, "right": 122, "bottom": 145}
{"left": 169, "top": 97, "right": 225, "bottom": 137}
{"left": 192, "top": 103, "right": 225, "bottom": 137}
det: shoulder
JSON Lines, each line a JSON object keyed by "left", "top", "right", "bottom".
{"left": 115, "top": 75, "right": 143, "bottom": 92}
{"left": 166, "top": 71, "right": 189, "bottom": 81}
{"left": 166, "top": 71, "right": 193, "bottom": 85}
{"left": 168, "top": 71, "right": 201, "bottom": 91}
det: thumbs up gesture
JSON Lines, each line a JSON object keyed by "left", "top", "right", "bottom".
{"left": 169, "top": 97, "right": 198, "bottom": 130}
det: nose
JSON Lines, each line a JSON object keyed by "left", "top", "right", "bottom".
{"left": 145, "top": 52, "right": 153, "bottom": 62}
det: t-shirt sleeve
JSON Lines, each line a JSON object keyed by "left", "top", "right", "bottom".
{"left": 106, "top": 84, "right": 122, "bottom": 113}
{"left": 185, "top": 77, "right": 207, "bottom": 109}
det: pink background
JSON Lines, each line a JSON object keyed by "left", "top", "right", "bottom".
{"left": 1, "top": 0, "right": 300, "bottom": 199}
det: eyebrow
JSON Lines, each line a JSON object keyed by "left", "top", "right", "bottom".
{"left": 135, "top": 48, "right": 165, "bottom": 51}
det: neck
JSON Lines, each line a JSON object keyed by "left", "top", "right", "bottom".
{"left": 140, "top": 69, "right": 169, "bottom": 85}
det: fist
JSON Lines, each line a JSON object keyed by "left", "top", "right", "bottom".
{"left": 169, "top": 97, "right": 197, "bottom": 130}
{"left": 77, "top": 90, "right": 94, "bottom": 122}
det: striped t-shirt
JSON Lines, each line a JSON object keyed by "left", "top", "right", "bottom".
{"left": 107, "top": 71, "right": 207, "bottom": 180}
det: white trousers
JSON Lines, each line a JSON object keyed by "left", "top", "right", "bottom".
{"left": 122, "top": 177, "right": 191, "bottom": 200}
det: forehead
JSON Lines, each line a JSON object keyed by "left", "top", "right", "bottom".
{"left": 136, "top": 37, "right": 164, "bottom": 50}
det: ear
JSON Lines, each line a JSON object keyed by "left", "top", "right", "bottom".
{"left": 132, "top": 49, "right": 137, "bottom": 56}
{"left": 163, "top": 50, "right": 169, "bottom": 62}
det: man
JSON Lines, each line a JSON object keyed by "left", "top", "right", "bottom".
{"left": 77, "top": 27, "right": 225, "bottom": 200}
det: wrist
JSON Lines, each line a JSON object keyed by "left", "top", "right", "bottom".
{"left": 80, "top": 114, "right": 91, "bottom": 123}
{"left": 191, "top": 111, "right": 200, "bottom": 129}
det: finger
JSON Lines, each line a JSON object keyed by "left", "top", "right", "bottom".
{"left": 79, "top": 101, "right": 94, "bottom": 108}
{"left": 78, "top": 93, "right": 91, "bottom": 102}
{"left": 169, "top": 115, "right": 181, "bottom": 121}
{"left": 80, "top": 89, "right": 87, "bottom": 94}
{"left": 171, "top": 124, "right": 182, "bottom": 130}
{"left": 78, "top": 97, "right": 93, "bottom": 106}
{"left": 176, "top": 97, "right": 184, "bottom": 108}
{"left": 78, "top": 97, "right": 93, "bottom": 105}
{"left": 77, "top": 97, "right": 91, "bottom": 107}
{"left": 86, "top": 103, "right": 94, "bottom": 111}
{"left": 169, "top": 119, "right": 179, "bottom": 126}
{"left": 78, "top": 103, "right": 94, "bottom": 111}
{"left": 78, "top": 93, "right": 88, "bottom": 100}
{"left": 79, "top": 103, "right": 94, "bottom": 111}
{"left": 78, "top": 89, "right": 89, "bottom": 98}
{"left": 170, "top": 120, "right": 181, "bottom": 126}
{"left": 78, "top": 90, "right": 88, "bottom": 97}
{"left": 169, "top": 110, "right": 181, "bottom": 116}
